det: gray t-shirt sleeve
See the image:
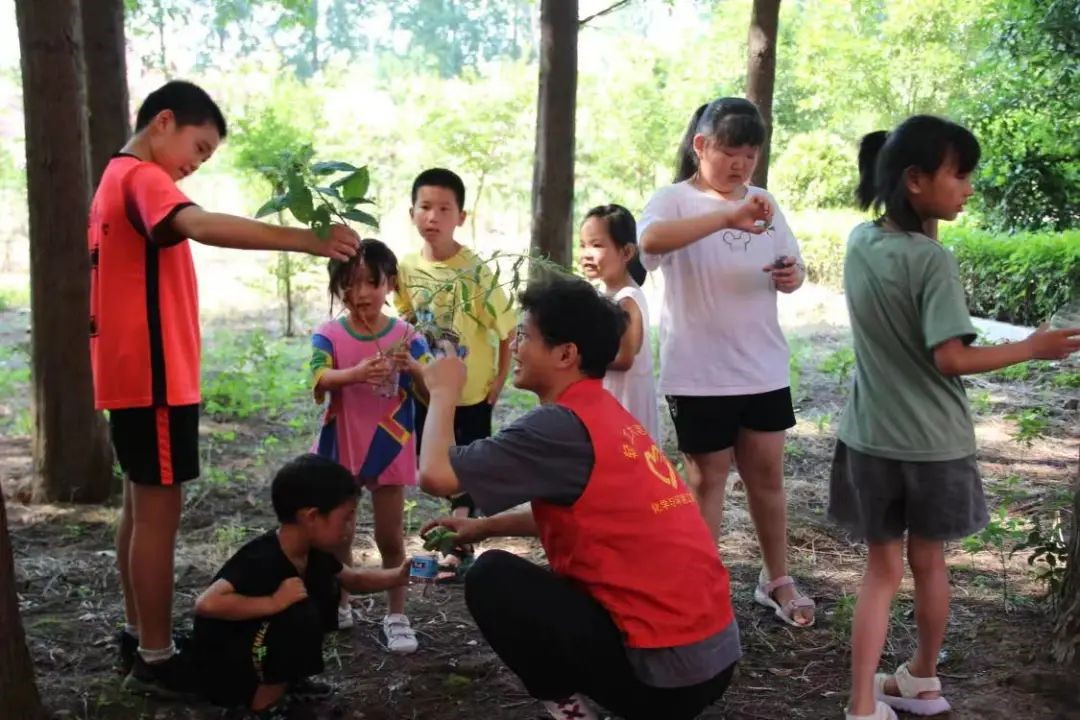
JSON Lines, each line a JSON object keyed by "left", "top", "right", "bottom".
{"left": 918, "top": 248, "right": 977, "bottom": 350}
{"left": 448, "top": 404, "right": 594, "bottom": 515}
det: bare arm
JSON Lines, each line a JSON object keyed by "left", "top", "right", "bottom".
{"left": 194, "top": 578, "right": 302, "bottom": 621}
{"left": 418, "top": 387, "right": 462, "bottom": 497}
{"left": 639, "top": 195, "right": 772, "bottom": 255}
{"left": 338, "top": 563, "right": 409, "bottom": 594}
{"left": 420, "top": 509, "right": 539, "bottom": 544}
{"left": 609, "top": 296, "right": 644, "bottom": 371}
{"left": 934, "top": 328, "right": 1080, "bottom": 376}
{"left": 478, "top": 509, "right": 539, "bottom": 538}
{"left": 172, "top": 206, "right": 358, "bottom": 260}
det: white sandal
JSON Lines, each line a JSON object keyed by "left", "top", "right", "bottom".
{"left": 754, "top": 569, "right": 816, "bottom": 627}
{"left": 874, "top": 662, "right": 951, "bottom": 716}
{"left": 846, "top": 700, "right": 897, "bottom": 720}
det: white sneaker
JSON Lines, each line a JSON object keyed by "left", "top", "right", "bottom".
{"left": 382, "top": 614, "right": 418, "bottom": 654}
{"left": 336, "top": 604, "right": 354, "bottom": 630}
{"left": 542, "top": 694, "right": 598, "bottom": 720}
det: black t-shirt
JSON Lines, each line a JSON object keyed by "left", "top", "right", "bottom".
{"left": 193, "top": 530, "right": 343, "bottom": 649}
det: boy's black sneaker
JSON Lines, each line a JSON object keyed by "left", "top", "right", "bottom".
{"left": 122, "top": 652, "right": 199, "bottom": 701}
{"left": 115, "top": 630, "right": 189, "bottom": 675}
{"left": 116, "top": 630, "right": 139, "bottom": 674}
{"left": 287, "top": 677, "right": 333, "bottom": 702}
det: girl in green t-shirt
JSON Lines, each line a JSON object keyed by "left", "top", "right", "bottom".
{"left": 832, "top": 116, "right": 1080, "bottom": 720}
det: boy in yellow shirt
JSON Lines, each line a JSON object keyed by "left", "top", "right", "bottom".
{"left": 395, "top": 169, "right": 516, "bottom": 554}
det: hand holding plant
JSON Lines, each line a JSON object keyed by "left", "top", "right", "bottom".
{"left": 1026, "top": 325, "right": 1080, "bottom": 361}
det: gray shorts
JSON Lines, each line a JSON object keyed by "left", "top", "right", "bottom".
{"left": 828, "top": 441, "right": 988, "bottom": 543}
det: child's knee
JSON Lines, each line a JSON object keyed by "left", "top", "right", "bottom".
{"left": 866, "top": 545, "right": 905, "bottom": 589}
{"left": 907, "top": 538, "right": 946, "bottom": 577}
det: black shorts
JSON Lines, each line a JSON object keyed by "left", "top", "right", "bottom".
{"left": 109, "top": 404, "right": 200, "bottom": 486}
{"left": 666, "top": 388, "right": 795, "bottom": 454}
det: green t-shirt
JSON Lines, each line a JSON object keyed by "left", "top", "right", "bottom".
{"left": 837, "top": 222, "right": 977, "bottom": 461}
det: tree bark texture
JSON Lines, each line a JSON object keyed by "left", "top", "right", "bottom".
{"left": 746, "top": 0, "right": 781, "bottom": 189}
{"left": 1053, "top": 451, "right": 1080, "bottom": 665}
{"left": 83, "top": 0, "right": 131, "bottom": 188}
{"left": 0, "top": 492, "right": 46, "bottom": 720}
{"left": 17, "top": 0, "right": 115, "bottom": 503}
{"left": 529, "top": 0, "right": 578, "bottom": 269}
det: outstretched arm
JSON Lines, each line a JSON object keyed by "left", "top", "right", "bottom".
{"left": 172, "top": 206, "right": 359, "bottom": 260}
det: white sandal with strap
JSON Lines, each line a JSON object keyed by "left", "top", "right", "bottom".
{"left": 874, "top": 662, "right": 951, "bottom": 716}
{"left": 753, "top": 569, "right": 816, "bottom": 627}
{"left": 845, "top": 700, "right": 897, "bottom": 720}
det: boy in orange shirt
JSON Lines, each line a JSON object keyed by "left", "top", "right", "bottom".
{"left": 89, "top": 80, "right": 358, "bottom": 698}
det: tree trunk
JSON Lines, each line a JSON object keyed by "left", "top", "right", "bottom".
{"left": 0, "top": 493, "right": 47, "bottom": 720}
{"left": 17, "top": 0, "right": 115, "bottom": 503}
{"left": 529, "top": 0, "right": 578, "bottom": 269}
{"left": 1053, "top": 450, "right": 1080, "bottom": 665}
{"left": 83, "top": 0, "right": 130, "bottom": 188}
{"left": 746, "top": 0, "right": 781, "bottom": 189}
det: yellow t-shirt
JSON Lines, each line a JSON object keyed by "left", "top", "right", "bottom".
{"left": 394, "top": 246, "right": 517, "bottom": 406}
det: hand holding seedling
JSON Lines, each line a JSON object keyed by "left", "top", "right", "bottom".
{"left": 1026, "top": 325, "right": 1080, "bottom": 360}
{"left": 308, "top": 224, "right": 361, "bottom": 261}
{"left": 421, "top": 526, "right": 459, "bottom": 555}
{"left": 350, "top": 355, "right": 393, "bottom": 385}
{"left": 272, "top": 577, "right": 308, "bottom": 612}
{"left": 423, "top": 352, "right": 468, "bottom": 399}
{"left": 729, "top": 194, "right": 773, "bottom": 233}
{"left": 420, "top": 516, "right": 485, "bottom": 548}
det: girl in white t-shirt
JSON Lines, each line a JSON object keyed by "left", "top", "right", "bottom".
{"left": 579, "top": 204, "right": 660, "bottom": 440}
{"left": 638, "top": 97, "right": 815, "bottom": 627}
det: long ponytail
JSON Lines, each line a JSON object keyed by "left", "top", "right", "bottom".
{"left": 856, "top": 130, "right": 888, "bottom": 210}
{"left": 674, "top": 103, "right": 709, "bottom": 183}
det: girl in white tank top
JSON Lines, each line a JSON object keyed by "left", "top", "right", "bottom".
{"left": 578, "top": 205, "right": 660, "bottom": 441}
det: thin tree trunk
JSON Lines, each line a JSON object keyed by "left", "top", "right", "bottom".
{"left": 529, "top": 0, "right": 578, "bottom": 269}
{"left": 17, "top": 0, "right": 115, "bottom": 503}
{"left": 746, "top": 0, "right": 781, "bottom": 189}
{"left": 0, "top": 492, "right": 47, "bottom": 720}
{"left": 1053, "top": 450, "right": 1080, "bottom": 665}
{"left": 156, "top": 0, "right": 167, "bottom": 72}
{"left": 83, "top": 0, "right": 130, "bottom": 189}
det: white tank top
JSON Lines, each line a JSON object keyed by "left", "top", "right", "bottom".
{"left": 603, "top": 284, "right": 661, "bottom": 441}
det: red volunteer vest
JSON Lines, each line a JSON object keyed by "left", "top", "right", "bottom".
{"left": 532, "top": 379, "right": 735, "bottom": 649}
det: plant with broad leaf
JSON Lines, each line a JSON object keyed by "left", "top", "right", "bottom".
{"left": 255, "top": 148, "right": 379, "bottom": 237}
{"left": 401, "top": 251, "right": 569, "bottom": 357}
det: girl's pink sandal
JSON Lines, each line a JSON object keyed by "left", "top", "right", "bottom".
{"left": 874, "top": 662, "right": 952, "bottom": 716}
{"left": 753, "top": 569, "right": 816, "bottom": 627}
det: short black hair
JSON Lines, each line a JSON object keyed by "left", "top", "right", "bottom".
{"left": 675, "top": 97, "right": 766, "bottom": 182}
{"left": 857, "top": 115, "right": 980, "bottom": 233}
{"left": 135, "top": 80, "right": 228, "bottom": 138}
{"left": 518, "top": 274, "right": 627, "bottom": 379}
{"left": 271, "top": 454, "right": 357, "bottom": 523}
{"left": 411, "top": 168, "right": 466, "bottom": 210}
{"left": 327, "top": 238, "right": 398, "bottom": 312}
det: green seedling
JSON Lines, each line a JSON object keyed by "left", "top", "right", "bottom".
{"left": 422, "top": 526, "right": 459, "bottom": 555}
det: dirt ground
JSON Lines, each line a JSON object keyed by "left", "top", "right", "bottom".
{"left": 3, "top": 298, "right": 1079, "bottom": 720}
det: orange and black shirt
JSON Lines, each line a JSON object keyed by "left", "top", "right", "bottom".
{"left": 88, "top": 154, "right": 200, "bottom": 410}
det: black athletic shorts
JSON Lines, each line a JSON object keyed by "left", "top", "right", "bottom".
{"left": 666, "top": 388, "right": 796, "bottom": 454}
{"left": 109, "top": 404, "right": 200, "bottom": 486}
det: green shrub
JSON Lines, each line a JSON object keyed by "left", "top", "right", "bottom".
{"left": 788, "top": 209, "right": 862, "bottom": 289}
{"left": 790, "top": 213, "right": 1079, "bottom": 327}
{"left": 941, "top": 227, "right": 1080, "bottom": 326}
{"left": 772, "top": 132, "right": 859, "bottom": 210}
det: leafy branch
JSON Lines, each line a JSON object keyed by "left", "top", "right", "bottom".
{"left": 255, "top": 148, "right": 379, "bottom": 237}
